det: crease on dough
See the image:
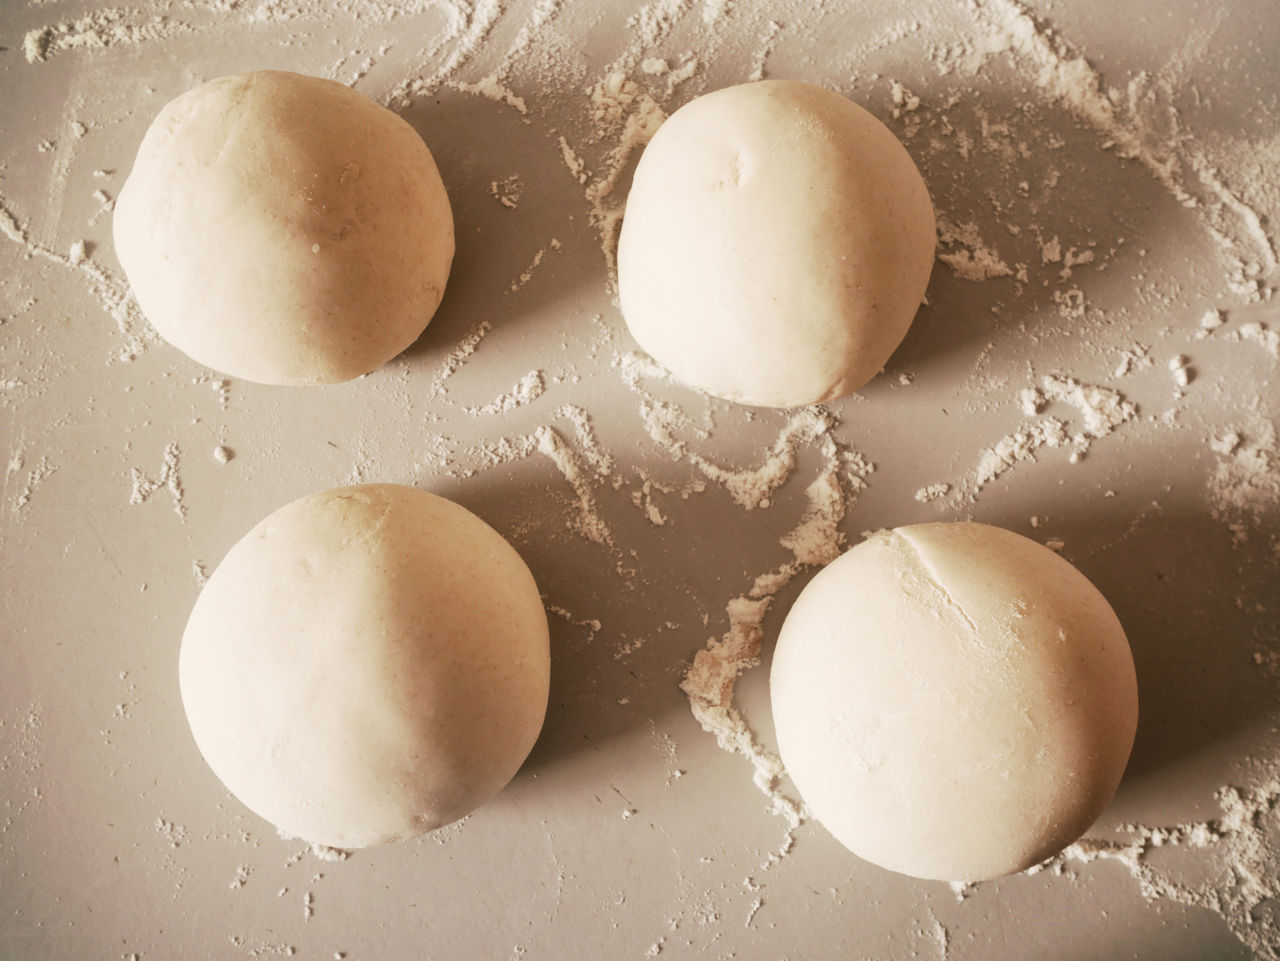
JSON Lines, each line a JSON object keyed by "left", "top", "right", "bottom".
{"left": 891, "top": 527, "right": 981, "bottom": 637}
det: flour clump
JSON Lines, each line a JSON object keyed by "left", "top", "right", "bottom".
{"left": 617, "top": 79, "right": 936, "bottom": 408}
{"left": 179, "top": 484, "right": 549, "bottom": 848}
{"left": 771, "top": 521, "right": 1138, "bottom": 881}
{"left": 114, "top": 71, "right": 455, "bottom": 385}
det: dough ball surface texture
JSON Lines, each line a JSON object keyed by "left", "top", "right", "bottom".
{"left": 113, "top": 71, "right": 455, "bottom": 385}
{"left": 770, "top": 522, "right": 1138, "bottom": 882}
{"left": 179, "top": 484, "right": 549, "bottom": 848}
{"left": 616, "top": 79, "right": 936, "bottom": 408}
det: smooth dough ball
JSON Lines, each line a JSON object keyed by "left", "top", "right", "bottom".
{"left": 616, "top": 79, "right": 936, "bottom": 408}
{"left": 771, "top": 522, "right": 1138, "bottom": 882}
{"left": 179, "top": 484, "right": 549, "bottom": 848}
{"left": 113, "top": 71, "right": 455, "bottom": 385}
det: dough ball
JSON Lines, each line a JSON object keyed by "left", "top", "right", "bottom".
{"left": 771, "top": 522, "right": 1138, "bottom": 881}
{"left": 616, "top": 79, "right": 936, "bottom": 408}
{"left": 113, "top": 71, "right": 454, "bottom": 385}
{"left": 179, "top": 484, "right": 549, "bottom": 848}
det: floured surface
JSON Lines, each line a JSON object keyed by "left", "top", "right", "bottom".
{"left": 1, "top": 0, "right": 1278, "bottom": 958}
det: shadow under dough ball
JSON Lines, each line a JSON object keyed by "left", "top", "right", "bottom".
{"left": 617, "top": 78, "right": 936, "bottom": 408}
{"left": 113, "top": 70, "right": 455, "bottom": 385}
{"left": 770, "top": 522, "right": 1139, "bottom": 882}
{"left": 179, "top": 484, "right": 550, "bottom": 849}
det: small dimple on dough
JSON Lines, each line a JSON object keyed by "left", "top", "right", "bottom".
{"left": 713, "top": 150, "right": 747, "bottom": 190}
{"left": 617, "top": 79, "right": 936, "bottom": 408}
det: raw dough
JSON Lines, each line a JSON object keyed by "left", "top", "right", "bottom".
{"left": 770, "top": 522, "right": 1138, "bottom": 881}
{"left": 616, "top": 79, "right": 936, "bottom": 408}
{"left": 113, "top": 71, "right": 454, "bottom": 385}
{"left": 179, "top": 484, "right": 549, "bottom": 848}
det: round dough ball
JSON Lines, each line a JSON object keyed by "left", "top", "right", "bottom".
{"left": 179, "top": 484, "right": 549, "bottom": 848}
{"left": 616, "top": 79, "right": 936, "bottom": 408}
{"left": 113, "top": 71, "right": 455, "bottom": 385}
{"left": 771, "top": 522, "right": 1138, "bottom": 881}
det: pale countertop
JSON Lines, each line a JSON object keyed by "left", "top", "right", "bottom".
{"left": 2, "top": 1, "right": 1279, "bottom": 959}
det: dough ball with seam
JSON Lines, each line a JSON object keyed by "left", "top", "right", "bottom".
{"left": 771, "top": 522, "right": 1138, "bottom": 881}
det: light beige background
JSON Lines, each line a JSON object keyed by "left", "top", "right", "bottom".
{"left": 2, "top": 1, "right": 1278, "bottom": 958}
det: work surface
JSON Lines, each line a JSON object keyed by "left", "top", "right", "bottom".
{"left": 2, "top": 0, "right": 1279, "bottom": 958}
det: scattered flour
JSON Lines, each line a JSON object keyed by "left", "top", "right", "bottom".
{"left": 684, "top": 410, "right": 840, "bottom": 511}
{"left": 463, "top": 370, "right": 546, "bottom": 415}
{"left": 1207, "top": 415, "right": 1280, "bottom": 551}
{"left": 535, "top": 426, "right": 614, "bottom": 547}
{"left": 680, "top": 417, "right": 873, "bottom": 858}
{"left": 12, "top": 455, "right": 56, "bottom": 513}
{"left": 630, "top": 475, "right": 670, "bottom": 525}
{"left": 1, "top": 197, "right": 155, "bottom": 361}
{"left": 937, "top": 217, "right": 1015, "bottom": 281}
{"left": 745, "top": 18, "right": 782, "bottom": 83}
{"left": 488, "top": 175, "right": 523, "bottom": 209}
{"left": 1236, "top": 322, "right": 1280, "bottom": 359}
{"left": 547, "top": 604, "right": 603, "bottom": 644}
{"left": 24, "top": 8, "right": 191, "bottom": 64}
{"left": 154, "top": 817, "right": 187, "bottom": 849}
{"left": 634, "top": 403, "right": 871, "bottom": 514}
{"left": 1200, "top": 308, "right": 1227, "bottom": 335}
{"left": 915, "top": 482, "right": 951, "bottom": 503}
{"left": 229, "top": 864, "right": 252, "bottom": 890}
{"left": 972, "top": 416, "right": 1070, "bottom": 492}
{"left": 555, "top": 403, "right": 615, "bottom": 478}
{"left": 427, "top": 321, "right": 494, "bottom": 399}
{"left": 509, "top": 246, "right": 550, "bottom": 292}
{"left": 129, "top": 442, "right": 186, "bottom": 519}
{"left": 1168, "top": 354, "right": 1192, "bottom": 392}
{"left": 0, "top": 706, "right": 45, "bottom": 835}
{"left": 1036, "top": 780, "right": 1280, "bottom": 960}
{"left": 276, "top": 838, "right": 352, "bottom": 864}
{"left": 966, "top": 0, "right": 1278, "bottom": 299}
{"left": 447, "top": 76, "right": 528, "bottom": 115}
{"left": 581, "top": 75, "right": 668, "bottom": 276}
{"left": 935, "top": 375, "right": 1138, "bottom": 500}
{"left": 385, "top": 0, "right": 506, "bottom": 105}
{"left": 1113, "top": 343, "right": 1153, "bottom": 378}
